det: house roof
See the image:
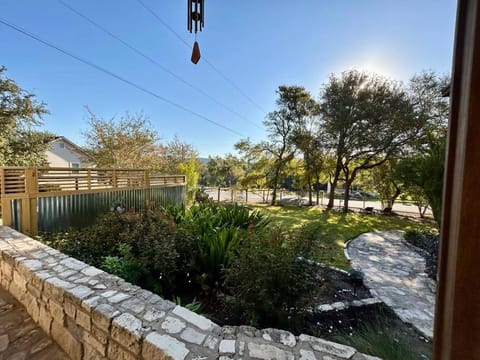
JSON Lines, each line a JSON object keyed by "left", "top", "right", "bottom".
{"left": 46, "top": 136, "right": 91, "bottom": 158}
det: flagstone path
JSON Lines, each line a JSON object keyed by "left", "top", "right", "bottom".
{"left": 346, "top": 230, "right": 436, "bottom": 338}
{"left": 0, "top": 285, "right": 69, "bottom": 360}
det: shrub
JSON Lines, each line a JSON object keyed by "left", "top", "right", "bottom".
{"left": 225, "top": 227, "right": 317, "bottom": 328}
{"left": 404, "top": 230, "right": 439, "bottom": 280}
{"left": 40, "top": 209, "right": 179, "bottom": 295}
{"left": 101, "top": 244, "right": 144, "bottom": 285}
{"left": 194, "top": 188, "right": 212, "bottom": 204}
{"left": 179, "top": 203, "right": 270, "bottom": 293}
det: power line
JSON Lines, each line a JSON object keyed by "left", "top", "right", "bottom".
{"left": 56, "top": 0, "right": 261, "bottom": 130}
{"left": 0, "top": 17, "right": 244, "bottom": 137}
{"left": 134, "top": 0, "right": 267, "bottom": 114}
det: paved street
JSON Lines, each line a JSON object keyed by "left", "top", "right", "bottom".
{"left": 204, "top": 188, "right": 433, "bottom": 218}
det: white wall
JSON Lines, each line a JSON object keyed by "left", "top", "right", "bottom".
{"left": 46, "top": 140, "right": 91, "bottom": 168}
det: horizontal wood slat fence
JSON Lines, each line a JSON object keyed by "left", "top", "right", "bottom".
{"left": 0, "top": 167, "right": 186, "bottom": 236}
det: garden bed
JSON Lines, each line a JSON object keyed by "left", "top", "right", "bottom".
{"left": 195, "top": 263, "right": 374, "bottom": 328}
{"left": 404, "top": 230, "right": 439, "bottom": 280}
{"left": 39, "top": 203, "right": 435, "bottom": 359}
{"left": 307, "top": 303, "right": 432, "bottom": 360}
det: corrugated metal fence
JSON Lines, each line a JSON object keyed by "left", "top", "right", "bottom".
{"left": 0, "top": 167, "right": 186, "bottom": 235}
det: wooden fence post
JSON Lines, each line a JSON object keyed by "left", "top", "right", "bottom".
{"left": 245, "top": 189, "right": 248, "bottom": 203}
{"left": 112, "top": 169, "right": 118, "bottom": 188}
{"left": 21, "top": 168, "right": 38, "bottom": 236}
{"left": 217, "top": 187, "right": 221, "bottom": 202}
{"left": 87, "top": 169, "right": 91, "bottom": 190}
{"left": 0, "top": 168, "right": 12, "bottom": 227}
{"left": 144, "top": 170, "right": 150, "bottom": 208}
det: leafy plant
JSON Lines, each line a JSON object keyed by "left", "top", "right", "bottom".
{"left": 334, "top": 317, "right": 426, "bottom": 360}
{"left": 225, "top": 228, "right": 317, "bottom": 328}
{"left": 173, "top": 296, "right": 202, "bottom": 313}
{"left": 40, "top": 210, "right": 179, "bottom": 295}
{"left": 178, "top": 203, "right": 270, "bottom": 292}
{"left": 101, "top": 244, "right": 144, "bottom": 285}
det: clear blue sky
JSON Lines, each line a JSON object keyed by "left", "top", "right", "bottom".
{"left": 1, "top": 0, "right": 457, "bottom": 157}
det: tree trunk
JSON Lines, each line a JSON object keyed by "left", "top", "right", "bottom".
{"left": 343, "top": 169, "right": 357, "bottom": 212}
{"left": 343, "top": 181, "right": 351, "bottom": 212}
{"left": 271, "top": 163, "right": 281, "bottom": 205}
{"left": 307, "top": 176, "right": 313, "bottom": 206}
{"left": 327, "top": 161, "right": 342, "bottom": 209}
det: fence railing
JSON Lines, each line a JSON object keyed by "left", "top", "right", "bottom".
{"left": 0, "top": 167, "right": 187, "bottom": 236}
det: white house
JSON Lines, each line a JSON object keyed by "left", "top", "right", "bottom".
{"left": 45, "top": 136, "right": 93, "bottom": 168}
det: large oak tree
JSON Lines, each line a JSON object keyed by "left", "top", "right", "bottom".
{"left": 319, "top": 70, "right": 419, "bottom": 211}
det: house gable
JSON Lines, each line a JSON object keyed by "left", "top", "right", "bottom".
{"left": 46, "top": 137, "right": 93, "bottom": 168}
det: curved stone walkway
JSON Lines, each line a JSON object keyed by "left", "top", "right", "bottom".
{"left": 346, "top": 230, "right": 436, "bottom": 338}
{"left": 0, "top": 285, "right": 69, "bottom": 360}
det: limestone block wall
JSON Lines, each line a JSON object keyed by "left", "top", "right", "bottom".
{"left": 0, "top": 226, "right": 379, "bottom": 360}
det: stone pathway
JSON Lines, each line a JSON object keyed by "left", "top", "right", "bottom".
{"left": 346, "top": 230, "right": 436, "bottom": 338}
{"left": 0, "top": 285, "right": 70, "bottom": 360}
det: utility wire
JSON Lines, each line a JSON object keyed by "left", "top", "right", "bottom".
{"left": 0, "top": 17, "right": 244, "bottom": 137}
{"left": 134, "top": 0, "right": 267, "bottom": 114}
{"left": 57, "top": 0, "right": 261, "bottom": 129}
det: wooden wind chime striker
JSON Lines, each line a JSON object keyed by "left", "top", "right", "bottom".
{"left": 187, "top": 0, "right": 204, "bottom": 64}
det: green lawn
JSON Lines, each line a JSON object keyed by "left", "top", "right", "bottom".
{"left": 251, "top": 205, "right": 436, "bottom": 269}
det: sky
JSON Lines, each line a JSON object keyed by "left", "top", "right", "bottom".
{"left": 1, "top": 0, "right": 457, "bottom": 157}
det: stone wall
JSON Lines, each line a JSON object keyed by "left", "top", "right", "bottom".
{"left": 0, "top": 226, "right": 380, "bottom": 360}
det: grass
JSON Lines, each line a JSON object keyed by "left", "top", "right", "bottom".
{"left": 251, "top": 204, "right": 436, "bottom": 269}
{"left": 332, "top": 314, "right": 432, "bottom": 360}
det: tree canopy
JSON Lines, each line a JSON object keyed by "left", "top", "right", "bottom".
{"left": 0, "top": 66, "right": 52, "bottom": 166}
{"left": 319, "top": 70, "right": 419, "bottom": 211}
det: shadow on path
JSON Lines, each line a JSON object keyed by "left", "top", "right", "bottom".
{"left": 0, "top": 285, "right": 70, "bottom": 359}
{"left": 346, "top": 230, "right": 436, "bottom": 338}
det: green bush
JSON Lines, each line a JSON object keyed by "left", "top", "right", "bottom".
{"left": 41, "top": 210, "right": 179, "bottom": 295}
{"left": 178, "top": 203, "right": 270, "bottom": 293}
{"left": 404, "top": 229, "right": 423, "bottom": 242}
{"left": 225, "top": 228, "right": 317, "bottom": 328}
{"left": 101, "top": 244, "right": 144, "bottom": 285}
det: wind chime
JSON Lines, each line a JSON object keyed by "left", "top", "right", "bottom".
{"left": 187, "top": 0, "right": 204, "bottom": 64}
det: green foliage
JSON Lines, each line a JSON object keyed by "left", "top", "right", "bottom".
{"left": 334, "top": 316, "right": 425, "bottom": 360}
{"left": 194, "top": 188, "right": 212, "bottom": 204}
{"left": 101, "top": 244, "right": 144, "bottom": 285}
{"left": 173, "top": 296, "right": 202, "bottom": 313}
{"left": 252, "top": 205, "right": 435, "bottom": 269}
{"left": 82, "top": 109, "right": 164, "bottom": 169}
{"left": 201, "top": 155, "right": 245, "bottom": 187}
{"left": 182, "top": 203, "right": 270, "bottom": 292}
{"left": 404, "top": 229, "right": 423, "bottom": 242}
{"left": 42, "top": 210, "right": 179, "bottom": 294}
{"left": 396, "top": 133, "right": 446, "bottom": 225}
{"left": 0, "top": 66, "right": 52, "bottom": 166}
{"left": 225, "top": 228, "right": 317, "bottom": 328}
{"left": 320, "top": 70, "right": 418, "bottom": 211}
{"left": 178, "top": 155, "right": 200, "bottom": 204}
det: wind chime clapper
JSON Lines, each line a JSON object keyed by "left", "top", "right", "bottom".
{"left": 187, "top": 0, "right": 204, "bottom": 64}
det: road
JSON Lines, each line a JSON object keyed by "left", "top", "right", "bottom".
{"left": 203, "top": 188, "right": 433, "bottom": 218}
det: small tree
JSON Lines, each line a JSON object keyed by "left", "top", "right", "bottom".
{"left": 160, "top": 137, "right": 201, "bottom": 204}
{"left": 263, "top": 85, "right": 317, "bottom": 205}
{"left": 83, "top": 109, "right": 163, "bottom": 169}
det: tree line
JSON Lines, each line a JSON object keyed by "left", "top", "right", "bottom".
{"left": 200, "top": 70, "right": 449, "bottom": 225}
{"left": 0, "top": 67, "right": 202, "bottom": 202}
{"left": 1, "top": 66, "right": 448, "bottom": 224}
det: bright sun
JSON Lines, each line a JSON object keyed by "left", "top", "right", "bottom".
{"left": 333, "top": 50, "right": 404, "bottom": 80}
